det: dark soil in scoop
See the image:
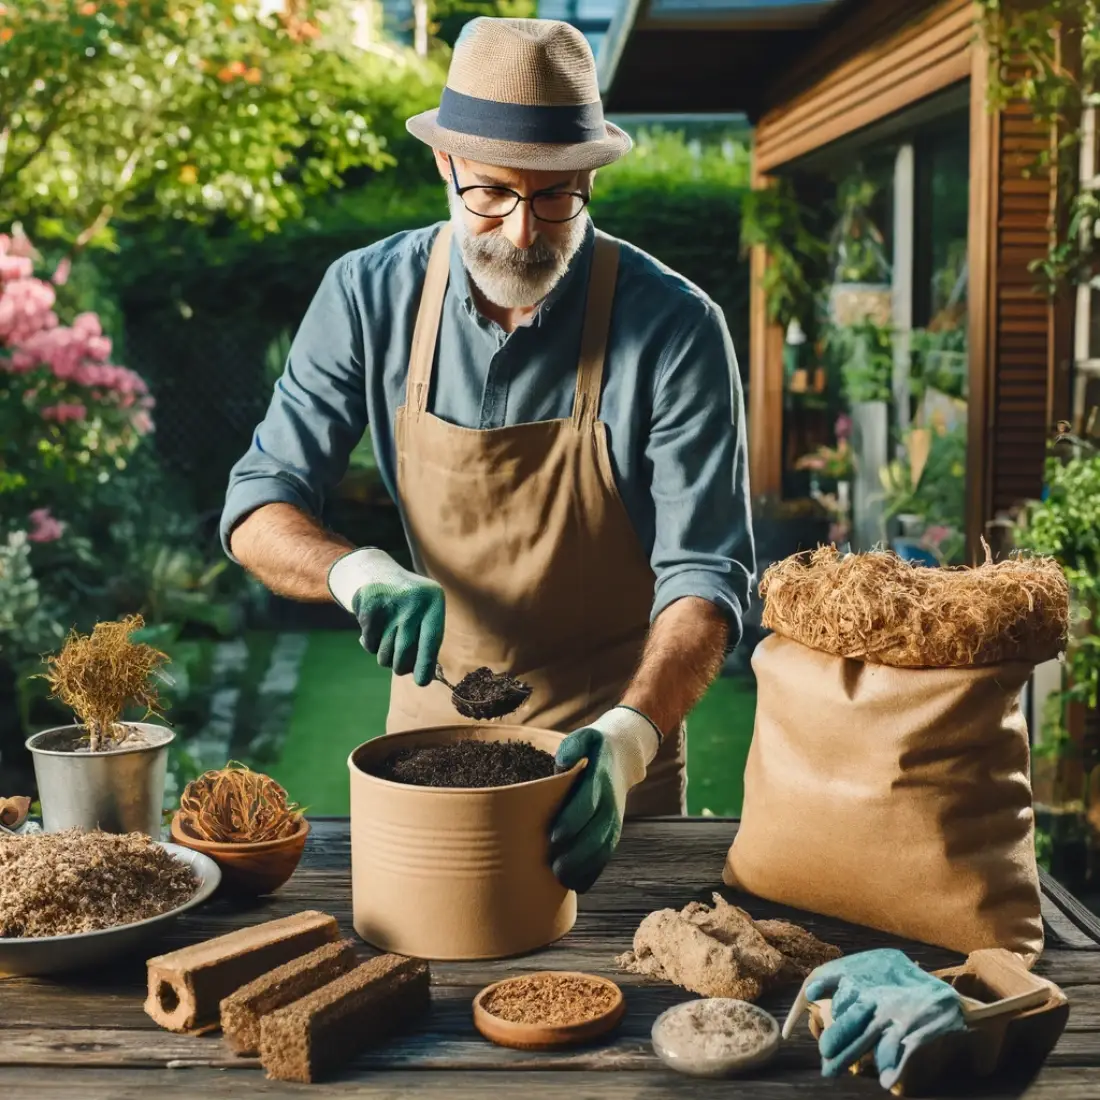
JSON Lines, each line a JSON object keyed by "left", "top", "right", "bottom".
{"left": 451, "top": 666, "right": 531, "bottom": 721}
{"left": 371, "top": 739, "right": 556, "bottom": 788}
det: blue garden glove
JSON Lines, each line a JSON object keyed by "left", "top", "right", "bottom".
{"left": 548, "top": 706, "right": 661, "bottom": 895}
{"left": 803, "top": 949, "right": 967, "bottom": 1090}
{"left": 328, "top": 548, "right": 444, "bottom": 687}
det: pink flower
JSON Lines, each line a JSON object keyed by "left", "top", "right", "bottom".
{"left": 27, "top": 508, "right": 65, "bottom": 543}
{"left": 131, "top": 410, "right": 154, "bottom": 435}
{"left": 0, "top": 276, "right": 57, "bottom": 344}
{"left": 2, "top": 230, "right": 37, "bottom": 260}
{"left": 835, "top": 414, "right": 852, "bottom": 440}
{"left": 41, "top": 402, "right": 88, "bottom": 424}
{"left": 921, "top": 525, "right": 951, "bottom": 550}
{"left": 51, "top": 258, "right": 71, "bottom": 287}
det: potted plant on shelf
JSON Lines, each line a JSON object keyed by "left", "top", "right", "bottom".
{"left": 25, "top": 614, "right": 174, "bottom": 836}
{"left": 739, "top": 177, "right": 831, "bottom": 330}
{"left": 828, "top": 172, "right": 892, "bottom": 327}
{"left": 795, "top": 416, "right": 854, "bottom": 544}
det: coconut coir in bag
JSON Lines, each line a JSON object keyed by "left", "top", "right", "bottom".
{"left": 724, "top": 547, "right": 1070, "bottom": 962}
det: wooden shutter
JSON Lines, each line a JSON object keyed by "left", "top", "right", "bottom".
{"left": 968, "top": 51, "right": 1059, "bottom": 552}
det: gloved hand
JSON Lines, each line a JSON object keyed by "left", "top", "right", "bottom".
{"left": 328, "top": 548, "right": 444, "bottom": 686}
{"left": 548, "top": 706, "right": 661, "bottom": 894}
{"left": 804, "top": 949, "right": 967, "bottom": 1089}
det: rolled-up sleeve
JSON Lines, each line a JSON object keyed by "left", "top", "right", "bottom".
{"left": 220, "top": 256, "right": 367, "bottom": 561}
{"left": 646, "top": 296, "right": 756, "bottom": 648}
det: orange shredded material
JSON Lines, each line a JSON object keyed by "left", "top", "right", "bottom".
{"left": 178, "top": 762, "right": 303, "bottom": 843}
{"left": 759, "top": 543, "right": 1069, "bottom": 668}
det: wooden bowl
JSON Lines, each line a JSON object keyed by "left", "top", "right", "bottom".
{"left": 169, "top": 812, "right": 309, "bottom": 896}
{"left": 472, "top": 972, "right": 625, "bottom": 1050}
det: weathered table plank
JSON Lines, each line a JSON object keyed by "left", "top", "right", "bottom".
{"left": 2, "top": 818, "right": 1098, "bottom": 1098}
{"left": 6, "top": 1066, "right": 1100, "bottom": 1100}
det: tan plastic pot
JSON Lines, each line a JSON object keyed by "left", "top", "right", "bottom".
{"left": 348, "top": 724, "right": 582, "bottom": 961}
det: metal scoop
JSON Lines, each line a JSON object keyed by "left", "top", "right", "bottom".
{"left": 434, "top": 663, "right": 532, "bottom": 721}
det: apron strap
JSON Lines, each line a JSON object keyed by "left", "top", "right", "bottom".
{"left": 572, "top": 235, "right": 620, "bottom": 430}
{"left": 407, "top": 223, "right": 453, "bottom": 418}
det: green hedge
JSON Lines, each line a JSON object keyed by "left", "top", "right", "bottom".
{"left": 107, "top": 128, "right": 750, "bottom": 511}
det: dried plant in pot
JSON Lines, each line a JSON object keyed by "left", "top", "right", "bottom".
{"left": 25, "top": 615, "right": 174, "bottom": 837}
{"left": 169, "top": 762, "right": 308, "bottom": 895}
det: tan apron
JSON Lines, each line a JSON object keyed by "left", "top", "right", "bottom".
{"left": 385, "top": 223, "right": 685, "bottom": 816}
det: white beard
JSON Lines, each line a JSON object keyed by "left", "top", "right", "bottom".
{"left": 447, "top": 185, "right": 589, "bottom": 309}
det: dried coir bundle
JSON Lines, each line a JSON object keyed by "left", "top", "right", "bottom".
{"left": 616, "top": 893, "right": 841, "bottom": 1001}
{"left": 178, "top": 762, "right": 303, "bottom": 844}
{"left": 759, "top": 543, "right": 1069, "bottom": 668}
{"left": 40, "top": 614, "right": 170, "bottom": 751}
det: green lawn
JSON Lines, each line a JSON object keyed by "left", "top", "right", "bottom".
{"left": 269, "top": 631, "right": 756, "bottom": 817}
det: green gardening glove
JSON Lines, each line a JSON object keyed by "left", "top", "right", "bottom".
{"left": 549, "top": 706, "right": 662, "bottom": 894}
{"left": 327, "top": 548, "right": 444, "bottom": 686}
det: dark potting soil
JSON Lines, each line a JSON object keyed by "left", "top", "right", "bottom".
{"left": 451, "top": 666, "right": 532, "bottom": 721}
{"left": 371, "top": 739, "right": 556, "bottom": 789}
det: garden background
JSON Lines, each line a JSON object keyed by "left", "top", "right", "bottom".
{"left": 0, "top": 0, "right": 757, "bottom": 817}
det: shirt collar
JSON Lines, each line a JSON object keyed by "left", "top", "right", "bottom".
{"left": 448, "top": 217, "right": 595, "bottom": 329}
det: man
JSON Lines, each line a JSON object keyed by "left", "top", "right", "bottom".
{"left": 221, "top": 17, "right": 755, "bottom": 893}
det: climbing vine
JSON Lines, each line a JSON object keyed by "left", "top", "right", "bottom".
{"left": 977, "top": 0, "right": 1100, "bottom": 293}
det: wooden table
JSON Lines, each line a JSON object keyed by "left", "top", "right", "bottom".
{"left": 3, "top": 818, "right": 1100, "bottom": 1098}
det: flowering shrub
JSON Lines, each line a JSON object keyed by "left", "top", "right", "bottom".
{"left": 0, "top": 228, "right": 155, "bottom": 531}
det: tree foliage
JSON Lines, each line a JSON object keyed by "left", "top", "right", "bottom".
{"left": 0, "top": 0, "right": 441, "bottom": 248}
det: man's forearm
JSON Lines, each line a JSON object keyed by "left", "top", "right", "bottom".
{"left": 229, "top": 502, "right": 353, "bottom": 602}
{"left": 621, "top": 597, "right": 730, "bottom": 735}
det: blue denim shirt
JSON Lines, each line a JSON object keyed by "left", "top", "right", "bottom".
{"left": 221, "top": 218, "right": 755, "bottom": 643}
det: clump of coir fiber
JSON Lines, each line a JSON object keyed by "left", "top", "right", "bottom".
{"left": 39, "top": 614, "right": 170, "bottom": 751}
{"left": 371, "top": 738, "right": 556, "bottom": 788}
{"left": 759, "top": 542, "right": 1069, "bottom": 668}
{"left": 177, "top": 762, "right": 303, "bottom": 844}
{"left": 617, "top": 893, "right": 841, "bottom": 1001}
{"left": 0, "top": 830, "right": 196, "bottom": 938}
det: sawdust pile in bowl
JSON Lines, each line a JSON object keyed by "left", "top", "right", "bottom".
{"left": 481, "top": 973, "right": 618, "bottom": 1026}
{"left": 0, "top": 830, "right": 197, "bottom": 938}
{"left": 759, "top": 544, "right": 1069, "bottom": 668}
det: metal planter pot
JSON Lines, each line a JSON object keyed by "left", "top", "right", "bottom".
{"left": 25, "top": 722, "right": 174, "bottom": 837}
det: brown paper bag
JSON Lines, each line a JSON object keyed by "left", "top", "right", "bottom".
{"left": 724, "top": 634, "right": 1044, "bottom": 960}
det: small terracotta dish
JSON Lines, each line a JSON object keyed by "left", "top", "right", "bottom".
{"left": 169, "top": 811, "right": 309, "bottom": 895}
{"left": 472, "top": 971, "right": 625, "bottom": 1050}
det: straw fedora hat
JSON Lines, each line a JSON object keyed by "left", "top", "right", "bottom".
{"left": 406, "top": 17, "right": 632, "bottom": 172}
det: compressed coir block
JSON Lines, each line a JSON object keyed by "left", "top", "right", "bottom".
{"left": 145, "top": 910, "right": 339, "bottom": 1033}
{"left": 260, "top": 953, "right": 431, "bottom": 1083}
{"left": 221, "top": 938, "right": 359, "bottom": 1055}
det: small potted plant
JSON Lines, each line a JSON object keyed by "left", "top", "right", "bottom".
{"left": 828, "top": 172, "right": 892, "bottom": 327}
{"left": 25, "top": 614, "right": 174, "bottom": 836}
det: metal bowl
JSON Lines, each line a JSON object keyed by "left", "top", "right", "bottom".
{"left": 0, "top": 842, "right": 221, "bottom": 978}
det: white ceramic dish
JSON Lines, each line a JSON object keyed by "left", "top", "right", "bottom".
{"left": 651, "top": 998, "right": 781, "bottom": 1078}
{"left": 0, "top": 841, "right": 221, "bottom": 977}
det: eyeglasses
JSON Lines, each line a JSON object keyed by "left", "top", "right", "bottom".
{"left": 449, "top": 156, "right": 590, "bottom": 224}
